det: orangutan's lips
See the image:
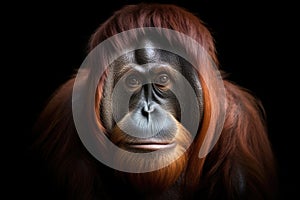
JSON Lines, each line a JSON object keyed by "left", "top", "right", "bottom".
{"left": 125, "top": 140, "right": 176, "bottom": 151}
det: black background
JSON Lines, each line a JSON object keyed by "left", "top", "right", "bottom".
{"left": 5, "top": 0, "right": 297, "bottom": 199}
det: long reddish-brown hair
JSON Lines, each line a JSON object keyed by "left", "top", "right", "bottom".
{"left": 34, "top": 3, "right": 277, "bottom": 199}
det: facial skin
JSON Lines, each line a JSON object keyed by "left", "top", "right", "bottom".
{"left": 101, "top": 41, "right": 203, "bottom": 151}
